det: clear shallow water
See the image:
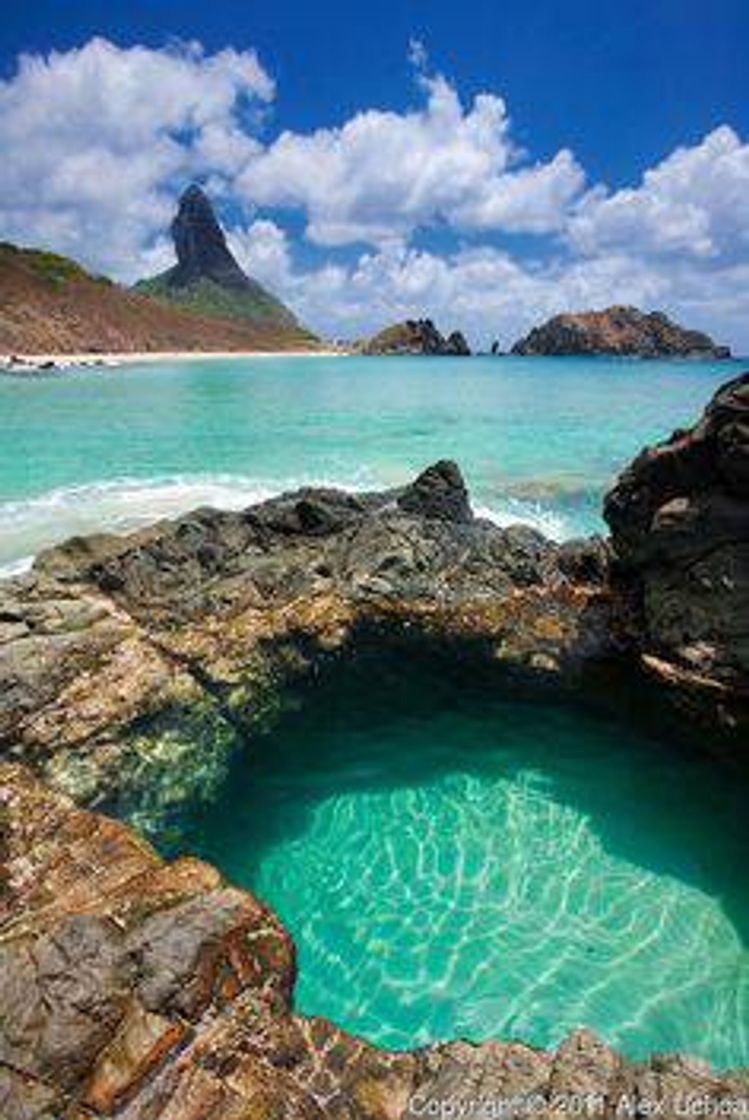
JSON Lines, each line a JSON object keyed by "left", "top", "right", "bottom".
{"left": 0, "top": 354, "right": 742, "bottom": 573}
{"left": 171, "top": 665, "right": 749, "bottom": 1069}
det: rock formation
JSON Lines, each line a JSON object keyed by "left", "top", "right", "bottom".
{"left": 511, "top": 306, "right": 731, "bottom": 358}
{"left": 169, "top": 184, "right": 253, "bottom": 290}
{"left": 1, "top": 380, "right": 748, "bottom": 1116}
{"left": 361, "top": 319, "right": 471, "bottom": 355}
{"left": 605, "top": 371, "right": 749, "bottom": 731}
{"left": 135, "top": 185, "right": 317, "bottom": 344}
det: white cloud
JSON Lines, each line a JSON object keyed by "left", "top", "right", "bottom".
{"left": 237, "top": 72, "right": 586, "bottom": 246}
{"left": 569, "top": 126, "right": 749, "bottom": 260}
{"left": 0, "top": 37, "right": 747, "bottom": 350}
{"left": 0, "top": 37, "right": 273, "bottom": 278}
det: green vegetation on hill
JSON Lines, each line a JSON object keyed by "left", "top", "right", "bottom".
{"left": 135, "top": 271, "right": 311, "bottom": 336}
{"left": 0, "top": 242, "right": 110, "bottom": 288}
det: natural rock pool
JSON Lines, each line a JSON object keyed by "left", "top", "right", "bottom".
{"left": 152, "top": 660, "right": 748, "bottom": 1069}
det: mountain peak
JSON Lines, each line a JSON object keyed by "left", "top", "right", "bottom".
{"left": 134, "top": 187, "right": 318, "bottom": 343}
{"left": 170, "top": 183, "right": 247, "bottom": 290}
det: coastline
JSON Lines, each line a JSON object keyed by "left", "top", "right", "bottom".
{"left": 1, "top": 348, "right": 346, "bottom": 371}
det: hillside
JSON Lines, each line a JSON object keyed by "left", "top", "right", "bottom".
{"left": 135, "top": 185, "right": 316, "bottom": 343}
{"left": 0, "top": 242, "right": 320, "bottom": 354}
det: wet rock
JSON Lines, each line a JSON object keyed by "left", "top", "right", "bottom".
{"left": 397, "top": 460, "right": 472, "bottom": 523}
{"left": 0, "top": 461, "right": 615, "bottom": 819}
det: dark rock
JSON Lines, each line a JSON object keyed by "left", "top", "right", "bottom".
{"left": 361, "top": 318, "right": 471, "bottom": 356}
{"left": 512, "top": 306, "right": 731, "bottom": 358}
{"left": 605, "top": 371, "right": 749, "bottom": 729}
{"left": 170, "top": 184, "right": 249, "bottom": 291}
{"left": 0, "top": 462, "right": 614, "bottom": 818}
{"left": 397, "top": 460, "right": 472, "bottom": 523}
{"left": 445, "top": 329, "right": 471, "bottom": 355}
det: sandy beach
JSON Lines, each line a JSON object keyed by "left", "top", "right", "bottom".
{"left": 2, "top": 349, "right": 346, "bottom": 371}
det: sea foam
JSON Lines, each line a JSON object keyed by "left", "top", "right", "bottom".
{"left": 0, "top": 473, "right": 572, "bottom": 579}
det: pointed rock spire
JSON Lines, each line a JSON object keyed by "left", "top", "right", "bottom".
{"left": 170, "top": 184, "right": 248, "bottom": 289}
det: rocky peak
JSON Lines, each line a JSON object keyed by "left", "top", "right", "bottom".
{"left": 361, "top": 318, "right": 471, "bottom": 356}
{"left": 170, "top": 183, "right": 248, "bottom": 290}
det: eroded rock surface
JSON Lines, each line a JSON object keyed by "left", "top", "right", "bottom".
{"left": 2, "top": 764, "right": 746, "bottom": 1119}
{"left": 0, "top": 461, "right": 612, "bottom": 817}
{"left": 605, "top": 372, "right": 749, "bottom": 732}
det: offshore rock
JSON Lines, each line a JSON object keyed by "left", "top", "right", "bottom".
{"left": 1, "top": 763, "right": 746, "bottom": 1119}
{"left": 605, "top": 371, "right": 749, "bottom": 732}
{"left": 511, "top": 306, "right": 731, "bottom": 358}
{"left": 361, "top": 319, "right": 471, "bottom": 355}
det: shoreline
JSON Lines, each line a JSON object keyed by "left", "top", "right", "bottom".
{"left": 1, "top": 349, "right": 346, "bottom": 371}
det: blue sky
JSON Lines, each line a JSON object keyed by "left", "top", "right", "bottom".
{"left": 1, "top": 1, "right": 748, "bottom": 348}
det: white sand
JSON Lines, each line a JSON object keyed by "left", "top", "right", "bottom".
{"left": 2, "top": 349, "right": 345, "bottom": 369}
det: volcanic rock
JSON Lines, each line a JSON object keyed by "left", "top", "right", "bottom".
{"left": 361, "top": 318, "right": 471, "bottom": 355}
{"left": 170, "top": 184, "right": 251, "bottom": 289}
{"left": 135, "top": 185, "right": 317, "bottom": 342}
{"left": 511, "top": 306, "right": 731, "bottom": 358}
{"left": 605, "top": 371, "right": 749, "bottom": 730}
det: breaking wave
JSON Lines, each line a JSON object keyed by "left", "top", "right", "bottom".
{"left": 0, "top": 472, "right": 574, "bottom": 579}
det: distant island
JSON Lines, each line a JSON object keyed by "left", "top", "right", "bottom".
{"left": 359, "top": 318, "right": 471, "bottom": 356}
{"left": 0, "top": 201, "right": 736, "bottom": 363}
{"left": 0, "top": 186, "right": 319, "bottom": 357}
{"left": 510, "top": 306, "right": 731, "bottom": 358}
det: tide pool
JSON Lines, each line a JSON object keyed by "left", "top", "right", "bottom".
{"left": 169, "top": 661, "right": 748, "bottom": 1068}
{"left": 0, "top": 353, "right": 741, "bottom": 573}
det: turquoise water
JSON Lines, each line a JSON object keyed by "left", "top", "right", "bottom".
{"left": 4, "top": 354, "right": 747, "bottom": 1066}
{"left": 0, "top": 354, "right": 742, "bottom": 572}
{"left": 173, "top": 663, "right": 748, "bottom": 1068}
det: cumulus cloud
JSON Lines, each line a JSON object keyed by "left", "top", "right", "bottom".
{"left": 569, "top": 126, "right": 749, "bottom": 260}
{"left": 0, "top": 37, "right": 273, "bottom": 277}
{"left": 237, "top": 71, "right": 586, "bottom": 246}
{"left": 228, "top": 239, "right": 665, "bottom": 347}
{"left": 0, "top": 36, "right": 747, "bottom": 349}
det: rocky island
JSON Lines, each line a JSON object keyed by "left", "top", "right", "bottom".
{"left": 511, "top": 306, "right": 731, "bottom": 358}
{"left": 1, "top": 375, "right": 747, "bottom": 1117}
{"left": 360, "top": 318, "right": 471, "bottom": 355}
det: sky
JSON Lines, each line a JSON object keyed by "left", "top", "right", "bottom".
{"left": 1, "top": 0, "right": 748, "bottom": 350}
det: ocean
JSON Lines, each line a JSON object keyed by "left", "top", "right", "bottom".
{"left": 0, "top": 353, "right": 741, "bottom": 573}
